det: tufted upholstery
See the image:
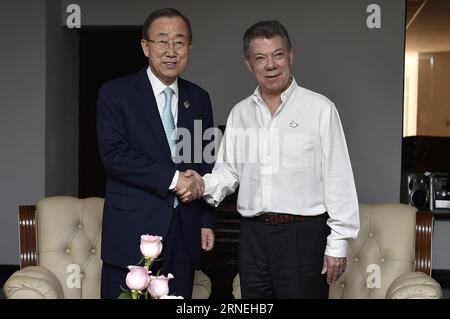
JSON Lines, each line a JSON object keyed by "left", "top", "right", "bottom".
{"left": 328, "top": 203, "right": 440, "bottom": 298}
{"left": 37, "top": 196, "right": 103, "bottom": 298}
{"left": 232, "top": 203, "right": 442, "bottom": 299}
{"left": 3, "top": 196, "right": 211, "bottom": 299}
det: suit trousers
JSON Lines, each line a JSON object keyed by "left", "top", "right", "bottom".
{"left": 101, "top": 207, "right": 194, "bottom": 299}
{"left": 239, "top": 212, "right": 330, "bottom": 299}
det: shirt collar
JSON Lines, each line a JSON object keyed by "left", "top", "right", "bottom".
{"left": 252, "top": 77, "right": 298, "bottom": 106}
{"left": 146, "top": 67, "right": 179, "bottom": 98}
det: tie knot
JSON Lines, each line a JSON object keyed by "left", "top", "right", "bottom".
{"left": 163, "top": 87, "right": 174, "bottom": 99}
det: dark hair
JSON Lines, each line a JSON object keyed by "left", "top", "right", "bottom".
{"left": 243, "top": 20, "right": 292, "bottom": 57}
{"left": 142, "top": 8, "right": 192, "bottom": 43}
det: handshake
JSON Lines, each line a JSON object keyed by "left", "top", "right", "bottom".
{"left": 173, "top": 170, "right": 205, "bottom": 203}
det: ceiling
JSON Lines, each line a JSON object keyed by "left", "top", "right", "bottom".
{"left": 406, "top": 0, "right": 450, "bottom": 52}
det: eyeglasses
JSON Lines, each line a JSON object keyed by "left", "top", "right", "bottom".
{"left": 147, "top": 39, "right": 188, "bottom": 50}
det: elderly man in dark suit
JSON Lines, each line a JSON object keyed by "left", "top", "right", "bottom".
{"left": 97, "top": 8, "right": 215, "bottom": 299}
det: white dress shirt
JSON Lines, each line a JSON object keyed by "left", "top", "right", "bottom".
{"left": 203, "top": 78, "right": 359, "bottom": 257}
{"left": 146, "top": 67, "right": 179, "bottom": 189}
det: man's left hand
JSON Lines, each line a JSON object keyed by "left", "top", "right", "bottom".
{"left": 321, "top": 254, "right": 347, "bottom": 285}
{"left": 201, "top": 228, "right": 215, "bottom": 251}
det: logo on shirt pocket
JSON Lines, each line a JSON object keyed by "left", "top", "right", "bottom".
{"left": 282, "top": 133, "right": 316, "bottom": 170}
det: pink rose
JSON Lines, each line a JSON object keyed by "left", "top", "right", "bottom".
{"left": 148, "top": 273, "right": 174, "bottom": 298}
{"left": 125, "top": 266, "right": 150, "bottom": 291}
{"left": 140, "top": 235, "right": 163, "bottom": 259}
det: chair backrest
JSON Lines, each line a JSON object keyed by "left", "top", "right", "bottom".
{"left": 34, "top": 196, "right": 104, "bottom": 299}
{"left": 328, "top": 203, "right": 426, "bottom": 299}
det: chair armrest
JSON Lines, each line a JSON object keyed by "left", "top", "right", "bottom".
{"left": 386, "top": 271, "right": 442, "bottom": 299}
{"left": 192, "top": 270, "right": 211, "bottom": 299}
{"left": 3, "top": 266, "right": 64, "bottom": 299}
{"left": 232, "top": 273, "right": 241, "bottom": 299}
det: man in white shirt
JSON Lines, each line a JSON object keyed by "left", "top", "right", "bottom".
{"left": 178, "top": 20, "right": 359, "bottom": 298}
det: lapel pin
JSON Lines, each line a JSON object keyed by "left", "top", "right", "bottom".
{"left": 289, "top": 120, "right": 299, "bottom": 128}
{"left": 184, "top": 100, "right": 190, "bottom": 109}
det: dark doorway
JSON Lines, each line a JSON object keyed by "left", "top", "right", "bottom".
{"left": 79, "top": 27, "right": 146, "bottom": 198}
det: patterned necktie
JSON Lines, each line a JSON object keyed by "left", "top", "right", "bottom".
{"left": 162, "top": 87, "right": 178, "bottom": 208}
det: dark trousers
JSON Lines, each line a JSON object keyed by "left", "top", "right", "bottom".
{"left": 101, "top": 208, "right": 194, "bottom": 299}
{"left": 239, "top": 213, "right": 330, "bottom": 299}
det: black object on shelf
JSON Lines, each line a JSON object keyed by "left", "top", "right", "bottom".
{"left": 402, "top": 136, "right": 450, "bottom": 173}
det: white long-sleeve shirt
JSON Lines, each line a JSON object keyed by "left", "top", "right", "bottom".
{"left": 203, "top": 78, "right": 359, "bottom": 257}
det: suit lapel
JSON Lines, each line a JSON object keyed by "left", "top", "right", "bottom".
{"left": 176, "top": 79, "right": 196, "bottom": 167}
{"left": 176, "top": 78, "right": 191, "bottom": 133}
{"left": 134, "top": 68, "right": 172, "bottom": 160}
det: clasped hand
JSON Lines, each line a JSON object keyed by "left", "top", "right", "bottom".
{"left": 173, "top": 170, "right": 205, "bottom": 203}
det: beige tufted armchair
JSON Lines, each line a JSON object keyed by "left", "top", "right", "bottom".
{"left": 3, "top": 196, "right": 212, "bottom": 299}
{"left": 232, "top": 203, "right": 442, "bottom": 299}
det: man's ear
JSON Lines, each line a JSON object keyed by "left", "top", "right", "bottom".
{"left": 289, "top": 50, "right": 294, "bottom": 66}
{"left": 141, "top": 39, "right": 149, "bottom": 57}
{"left": 244, "top": 58, "right": 253, "bottom": 73}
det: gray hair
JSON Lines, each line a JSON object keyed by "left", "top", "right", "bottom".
{"left": 243, "top": 20, "right": 292, "bottom": 57}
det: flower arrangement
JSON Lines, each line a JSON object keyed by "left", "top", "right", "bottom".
{"left": 118, "top": 235, "right": 183, "bottom": 299}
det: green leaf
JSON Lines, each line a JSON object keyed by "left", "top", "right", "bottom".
{"left": 119, "top": 285, "right": 128, "bottom": 292}
{"left": 117, "top": 291, "right": 132, "bottom": 299}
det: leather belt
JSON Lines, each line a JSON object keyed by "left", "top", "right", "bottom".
{"left": 254, "top": 213, "right": 315, "bottom": 225}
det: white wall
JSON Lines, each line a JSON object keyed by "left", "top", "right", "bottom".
{"left": 0, "top": 0, "right": 47, "bottom": 265}
{"left": 434, "top": 221, "right": 450, "bottom": 269}
{"left": 0, "top": 0, "right": 79, "bottom": 265}
{"left": 61, "top": 0, "right": 404, "bottom": 205}
{"left": 404, "top": 52, "right": 419, "bottom": 137}
{"left": 417, "top": 52, "right": 450, "bottom": 137}
{"left": 45, "top": 0, "right": 79, "bottom": 196}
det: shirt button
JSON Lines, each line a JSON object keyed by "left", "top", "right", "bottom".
{"left": 353, "top": 257, "right": 359, "bottom": 263}
{"left": 369, "top": 232, "right": 374, "bottom": 237}
{"left": 340, "top": 283, "right": 346, "bottom": 289}
{"left": 65, "top": 248, "right": 71, "bottom": 254}
{"left": 78, "top": 224, "right": 83, "bottom": 229}
{"left": 91, "top": 248, "right": 96, "bottom": 254}
{"left": 381, "top": 258, "right": 386, "bottom": 263}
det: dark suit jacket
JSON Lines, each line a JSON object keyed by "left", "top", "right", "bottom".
{"left": 96, "top": 68, "right": 215, "bottom": 269}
